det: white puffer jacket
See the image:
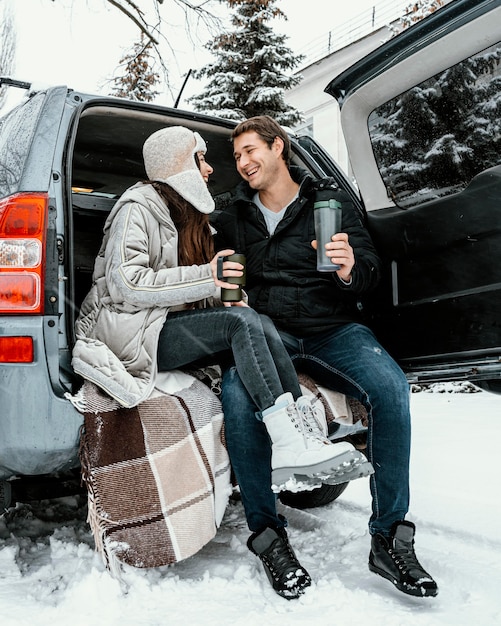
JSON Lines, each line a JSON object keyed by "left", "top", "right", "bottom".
{"left": 72, "top": 183, "right": 218, "bottom": 407}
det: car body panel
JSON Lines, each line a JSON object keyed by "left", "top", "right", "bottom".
{"left": 0, "top": 317, "right": 82, "bottom": 480}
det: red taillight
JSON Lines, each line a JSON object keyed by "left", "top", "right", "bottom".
{"left": 0, "top": 193, "right": 47, "bottom": 314}
{"left": 0, "top": 336, "right": 34, "bottom": 363}
{"left": 0, "top": 273, "right": 41, "bottom": 310}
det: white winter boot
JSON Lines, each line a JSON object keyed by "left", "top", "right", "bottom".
{"left": 296, "top": 395, "right": 374, "bottom": 487}
{"left": 262, "top": 393, "right": 373, "bottom": 492}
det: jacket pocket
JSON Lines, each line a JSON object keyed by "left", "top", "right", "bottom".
{"left": 97, "top": 306, "right": 153, "bottom": 367}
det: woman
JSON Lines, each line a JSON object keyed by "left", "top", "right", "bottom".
{"left": 72, "top": 126, "right": 367, "bottom": 490}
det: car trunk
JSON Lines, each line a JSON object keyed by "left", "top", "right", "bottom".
{"left": 65, "top": 101, "right": 241, "bottom": 351}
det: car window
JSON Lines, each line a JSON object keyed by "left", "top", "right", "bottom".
{"left": 0, "top": 93, "right": 45, "bottom": 198}
{"left": 368, "top": 41, "right": 501, "bottom": 208}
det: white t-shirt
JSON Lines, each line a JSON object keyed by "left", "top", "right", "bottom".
{"left": 253, "top": 191, "right": 299, "bottom": 235}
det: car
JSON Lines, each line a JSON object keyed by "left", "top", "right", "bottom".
{"left": 1, "top": 0, "right": 500, "bottom": 510}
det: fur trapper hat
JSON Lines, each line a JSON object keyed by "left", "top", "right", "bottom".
{"left": 143, "top": 126, "right": 215, "bottom": 214}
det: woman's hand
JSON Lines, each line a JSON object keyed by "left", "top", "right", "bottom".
{"left": 211, "top": 250, "right": 248, "bottom": 307}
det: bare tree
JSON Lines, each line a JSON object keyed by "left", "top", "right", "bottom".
{"left": 54, "top": 0, "right": 221, "bottom": 99}
{"left": 55, "top": 1, "right": 220, "bottom": 48}
{"left": 0, "top": 0, "right": 16, "bottom": 110}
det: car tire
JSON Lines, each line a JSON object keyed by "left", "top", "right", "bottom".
{"left": 278, "top": 481, "right": 349, "bottom": 509}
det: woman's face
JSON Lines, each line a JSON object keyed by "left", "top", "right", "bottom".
{"left": 197, "top": 151, "right": 214, "bottom": 183}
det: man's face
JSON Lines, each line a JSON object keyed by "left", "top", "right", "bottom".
{"left": 233, "top": 131, "right": 283, "bottom": 191}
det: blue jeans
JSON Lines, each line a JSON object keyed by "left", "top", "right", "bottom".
{"left": 157, "top": 306, "right": 301, "bottom": 413}
{"left": 221, "top": 322, "right": 411, "bottom": 536}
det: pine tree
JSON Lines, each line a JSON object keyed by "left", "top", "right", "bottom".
{"left": 465, "top": 49, "right": 501, "bottom": 170}
{"left": 110, "top": 34, "right": 160, "bottom": 102}
{"left": 423, "top": 61, "right": 478, "bottom": 186}
{"left": 371, "top": 86, "right": 439, "bottom": 197}
{"left": 189, "top": 0, "right": 303, "bottom": 125}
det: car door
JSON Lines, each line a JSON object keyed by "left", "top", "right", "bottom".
{"left": 324, "top": 0, "right": 501, "bottom": 391}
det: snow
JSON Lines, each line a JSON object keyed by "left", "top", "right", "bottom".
{"left": 1, "top": 388, "right": 500, "bottom": 625}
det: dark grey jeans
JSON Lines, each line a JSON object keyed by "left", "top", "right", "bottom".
{"left": 157, "top": 306, "right": 301, "bottom": 413}
{"left": 222, "top": 323, "right": 411, "bottom": 536}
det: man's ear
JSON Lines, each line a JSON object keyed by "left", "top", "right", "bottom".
{"left": 272, "top": 135, "right": 285, "bottom": 158}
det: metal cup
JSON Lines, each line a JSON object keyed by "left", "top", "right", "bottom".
{"left": 219, "top": 253, "right": 246, "bottom": 302}
{"left": 314, "top": 199, "right": 342, "bottom": 271}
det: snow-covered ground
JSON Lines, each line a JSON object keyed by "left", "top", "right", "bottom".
{"left": 1, "top": 386, "right": 499, "bottom": 626}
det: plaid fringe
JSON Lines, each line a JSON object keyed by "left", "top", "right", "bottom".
{"left": 78, "top": 375, "right": 232, "bottom": 573}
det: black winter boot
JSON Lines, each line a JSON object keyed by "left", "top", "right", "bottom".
{"left": 369, "top": 520, "right": 438, "bottom": 597}
{"left": 247, "top": 526, "right": 312, "bottom": 599}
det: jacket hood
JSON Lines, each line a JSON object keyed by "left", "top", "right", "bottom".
{"left": 143, "top": 126, "right": 215, "bottom": 215}
{"left": 104, "top": 183, "right": 171, "bottom": 236}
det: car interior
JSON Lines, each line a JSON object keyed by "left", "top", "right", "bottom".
{"left": 68, "top": 103, "right": 324, "bottom": 320}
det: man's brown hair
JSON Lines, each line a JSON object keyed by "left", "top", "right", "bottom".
{"left": 231, "top": 115, "right": 292, "bottom": 166}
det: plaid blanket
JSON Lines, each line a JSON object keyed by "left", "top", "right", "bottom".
{"left": 78, "top": 371, "right": 232, "bottom": 573}
{"left": 76, "top": 367, "right": 367, "bottom": 575}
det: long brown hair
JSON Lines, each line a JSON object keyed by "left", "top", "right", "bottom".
{"left": 152, "top": 181, "right": 214, "bottom": 266}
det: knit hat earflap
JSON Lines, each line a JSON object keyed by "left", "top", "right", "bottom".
{"left": 143, "top": 126, "right": 215, "bottom": 214}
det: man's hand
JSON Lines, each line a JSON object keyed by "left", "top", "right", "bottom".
{"left": 311, "top": 233, "right": 354, "bottom": 282}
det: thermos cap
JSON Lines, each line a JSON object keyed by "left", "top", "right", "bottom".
{"left": 313, "top": 199, "right": 342, "bottom": 209}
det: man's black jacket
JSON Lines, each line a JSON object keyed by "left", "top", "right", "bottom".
{"left": 212, "top": 167, "right": 382, "bottom": 336}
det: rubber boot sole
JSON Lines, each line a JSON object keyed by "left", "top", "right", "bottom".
{"left": 271, "top": 450, "right": 374, "bottom": 493}
{"left": 368, "top": 558, "right": 438, "bottom": 597}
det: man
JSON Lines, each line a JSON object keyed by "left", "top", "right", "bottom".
{"left": 213, "top": 116, "right": 438, "bottom": 600}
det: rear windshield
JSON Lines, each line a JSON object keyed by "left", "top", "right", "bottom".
{"left": 0, "top": 92, "right": 45, "bottom": 198}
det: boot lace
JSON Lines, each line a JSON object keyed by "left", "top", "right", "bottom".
{"left": 286, "top": 404, "right": 304, "bottom": 431}
{"left": 389, "top": 540, "right": 429, "bottom": 578}
{"left": 296, "top": 397, "right": 329, "bottom": 443}
{"left": 261, "top": 535, "right": 309, "bottom": 588}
